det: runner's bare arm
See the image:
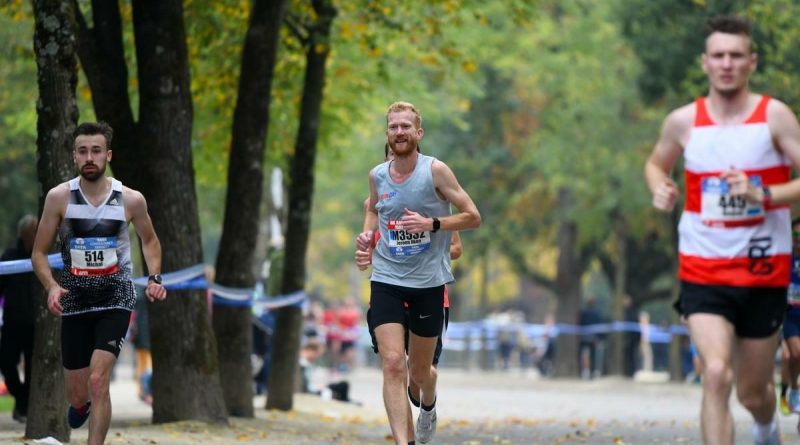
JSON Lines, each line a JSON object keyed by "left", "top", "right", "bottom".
{"left": 645, "top": 107, "right": 691, "bottom": 211}
{"left": 127, "top": 189, "right": 166, "bottom": 301}
{"left": 32, "top": 184, "right": 69, "bottom": 315}
{"left": 766, "top": 99, "right": 800, "bottom": 205}
{"left": 356, "top": 171, "right": 379, "bottom": 252}
{"left": 422, "top": 160, "right": 481, "bottom": 232}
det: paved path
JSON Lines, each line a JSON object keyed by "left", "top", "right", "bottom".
{"left": 2, "top": 366, "right": 799, "bottom": 444}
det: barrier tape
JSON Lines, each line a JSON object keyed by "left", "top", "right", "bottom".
{"left": 0, "top": 254, "right": 307, "bottom": 309}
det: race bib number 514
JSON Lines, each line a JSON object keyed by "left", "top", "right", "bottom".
{"left": 70, "top": 237, "right": 119, "bottom": 276}
{"left": 386, "top": 220, "right": 431, "bottom": 256}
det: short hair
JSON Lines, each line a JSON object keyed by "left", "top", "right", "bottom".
{"left": 386, "top": 101, "right": 422, "bottom": 128}
{"left": 704, "top": 14, "right": 753, "bottom": 40}
{"left": 17, "top": 214, "right": 37, "bottom": 237}
{"left": 73, "top": 121, "right": 114, "bottom": 149}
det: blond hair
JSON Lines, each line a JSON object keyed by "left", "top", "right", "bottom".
{"left": 386, "top": 101, "right": 422, "bottom": 127}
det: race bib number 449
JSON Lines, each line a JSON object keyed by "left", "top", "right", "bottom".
{"left": 70, "top": 237, "right": 119, "bottom": 276}
{"left": 386, "top": 220, "right": 431, "bottom": 256}
{"left": 701, "top": 175, "right": 765, "bottom": 227}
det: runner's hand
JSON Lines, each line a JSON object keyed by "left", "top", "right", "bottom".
{"left": 652, "top": 179, "right": 679, "bottom": 212}
{"left": 47, "top": 285, "right": 68, "bottom": 316}
{"left": 356, "top": 230, "right": 373, "bottom": 252}
{"left": 146, "top": 282, "right": 167, "bottom": 302}
{"left": 398, "top": 208, "right": 430, "bottom": 234}
{"left": 721, "top": 168, "right": 762, "bottom": 203}
{"left": 355, "top": 249, "right": 372, "bottom": 270}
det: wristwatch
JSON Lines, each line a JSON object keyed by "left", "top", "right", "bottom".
{"left": 762, "top": 186, "right": 772, "bottom": 206}
{"left": 148, "top": 274, "right": 163, "bottom": 285}
{"left": 431, "top": 217, "right": 440, "bottom": 233}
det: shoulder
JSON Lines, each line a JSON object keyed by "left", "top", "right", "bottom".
{"left": 766, "top": 97, "right": 798, "bottom": 121}
{"left": 44, "top": 182, "right": 70, "bottom": 205}
{"left": 663, "top": 102, "right": 695, "bottom": 132}
{"left": 121, "top": 186, "right": 146, "bottom": 208}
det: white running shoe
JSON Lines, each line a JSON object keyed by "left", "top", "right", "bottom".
{"left": 416, "top": 406, "right": 437, "bottom": 444}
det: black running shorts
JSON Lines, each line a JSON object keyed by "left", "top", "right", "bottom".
{"left": 61, "top": 309, "right": 131, "bottom": 370}
{"left": 368, "top": 306, "right": 450, "bottom": 365}
{"left": 676, "top": 281, "right": 787, "bottom": 338}
{"left": 369, "top": 281, "right": 445, "bottom": 338}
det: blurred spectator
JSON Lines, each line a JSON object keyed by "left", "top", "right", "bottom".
{"left": 579, "top": 297, "right": 602, "bottom": 379}
{"left": 252, "top": 308, "right": 275, "bottom": 395}
{"left": 129, "top": 288, "right": 152, "bottom": 404}
{"left": 0, "top": 214, "right": 38, "bottom": 423}
{"left": 623, "top": 295, "right": 640, "bottom": 377}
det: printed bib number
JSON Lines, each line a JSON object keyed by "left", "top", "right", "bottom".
{"left": 700, "top": 175, "right": 764, "bottom": 227}
{"left": 70, "top": 237, "right": 119, "bottom": 276}
{"left": 386, "top": 220, "right": 431, "bottom": 256}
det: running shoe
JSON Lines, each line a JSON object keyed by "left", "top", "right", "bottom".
{"left": 67, "top": 401, "right": 91, "bottom": 429}
{"left": 416, "top": 406, "right": 437, "bottom": 444}
{"left": 790, "top": 389, "right": 800, "bottom": 414}
{"left": 752, "top": 422, "right": 781, "bottom": 445}
{"left": 780, "top": 394, "right": 791, "bottom": 416}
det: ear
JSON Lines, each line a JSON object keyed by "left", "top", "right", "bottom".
{"left": 700, "top": 53, "right": 709, "bottom": 74}
{"left": 417, "top": 127, "right": 424, "bottom": 139}
{"left": 107, "top": 150, "right": 113, "bottom": 162}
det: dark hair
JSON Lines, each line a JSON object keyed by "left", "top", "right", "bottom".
{"left": 704, "top": 14, "right": 753, "bottom": 39}
{"left": 73, "top": 121, "right": 114, "bottom": 149}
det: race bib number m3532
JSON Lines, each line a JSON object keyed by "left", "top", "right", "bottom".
{"left": 386, "top": 220, "right": 431, "bottom": 256}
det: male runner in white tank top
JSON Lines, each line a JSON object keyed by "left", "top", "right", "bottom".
{"left": 356, "top": 102, "right": 481, "bottom": 445}
{"left": 645, "top": 15, "right": 800, "bottom": 445}
{"left": 31, "top": 122, "right": 167, "bottom": 445}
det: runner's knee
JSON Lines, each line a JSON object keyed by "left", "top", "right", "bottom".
{"left": 702, "top": 359, "right": 733, "bottom": 393}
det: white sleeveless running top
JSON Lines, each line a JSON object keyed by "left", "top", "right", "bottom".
{"left": 58, "top": 177, "right": 135, "bottom": 315}
{"left": 678, "top": 95, "right": 791, "bottom": 287}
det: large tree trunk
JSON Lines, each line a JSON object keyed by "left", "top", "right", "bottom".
{"left": 552, "top": 188, "right": 583, "bottom": 378}
{"left": 27, "top": 0, "right": 79, "bottom": 440}
{"left": 267, "top": 0, "right": 337, "bottom": 411}
{"left": 130, "top": 0, "right": 227, "bottom": 423}
{"left": 76, "top": 0, "right": 227, "bottom": 422}
{"left": 607, "top": 211, "right": 628, "bottom": 376}
{"left": 214, "top": 0, "right": 288, "bottom": 418}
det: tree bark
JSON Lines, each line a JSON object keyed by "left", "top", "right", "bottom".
{"left": 552, "top": 188, "right": 583, "bottom": 378}
{"left": 130, "top": 0, "right": 227, "bottom": 423}
{"left": 28, "top": 0, "right": 79, "bottom": 440}
{"left": 607, "top": 211, "right": 628, "bottom": 376}
{"left": 214, "top": 0, "right": 288, "bottom": 418}
{"left": 267, "top": 0, "right": 337, "bottom": 411}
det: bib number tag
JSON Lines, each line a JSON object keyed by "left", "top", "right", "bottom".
{"left": 386, "top": 220, "right": 431, "bottom": 256}
{"left": 700, "top": 175, "right": 764, "bottom": 227}
{"left": 70, "top": 237, "right": 119, "bottom": 276}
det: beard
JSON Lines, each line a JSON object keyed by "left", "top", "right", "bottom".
{"left": 390, "top": 139, "right": 418, "bottom": 157}
{"left": 79, "top": 163, "right": 106, "bottom": 181}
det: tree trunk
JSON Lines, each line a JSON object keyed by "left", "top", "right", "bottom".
{"left": 28, "top": 0, "right": 79, "bottom": 440}
{"left": 213, "top": 0, "right": 288, "bottom": 418}
{"left": 607, "top": 211, "right": 628, "bottom": 376}
{"left": 267, "top": 0, "right": 337, "bottom": 411}
{"left": 552, "top": 188, "right": 582, "bottom": 378}
{"left": 128, "top": 0, "right": 227, "bottom": 423}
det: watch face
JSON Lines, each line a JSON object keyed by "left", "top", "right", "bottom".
{"left": 151, "top": 274, "right": 162, "bottom": 284}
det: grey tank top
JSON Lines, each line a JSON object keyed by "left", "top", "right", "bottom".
{"left": 58, "top": 177, "right": 135, "bottom": 315}
{"left": 371, "top": 154, "right": 453, "bottom": 288}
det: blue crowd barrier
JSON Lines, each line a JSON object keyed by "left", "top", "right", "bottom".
{"left": 0, "top": 254, "right": 307, "bottom": 310}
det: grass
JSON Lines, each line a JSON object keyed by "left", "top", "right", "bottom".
{"left": 0, "top": 395, "right": 13, "bottom": 412}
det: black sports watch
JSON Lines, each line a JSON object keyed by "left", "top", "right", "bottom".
{"left": 148, "top": 274, "right": 163, "bottom": 285}
{"left": 431, "top": 217, "right": 440, "bottom": 233}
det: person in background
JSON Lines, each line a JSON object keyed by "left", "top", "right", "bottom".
{"left": 0, "top": 214, "right": 38, "bottom": 423}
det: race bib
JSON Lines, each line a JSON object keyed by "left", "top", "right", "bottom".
{"left": 70, "top": 237, "right": 119, "bottom": 276}
{"left": 386, "top": 220, "right": 431, "bottom": 256}
{"left": 789, "top": 283, "right": 800, "bottom": 307}
{"left": 700, "top": 175, "right": 764, "bottom": 227}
